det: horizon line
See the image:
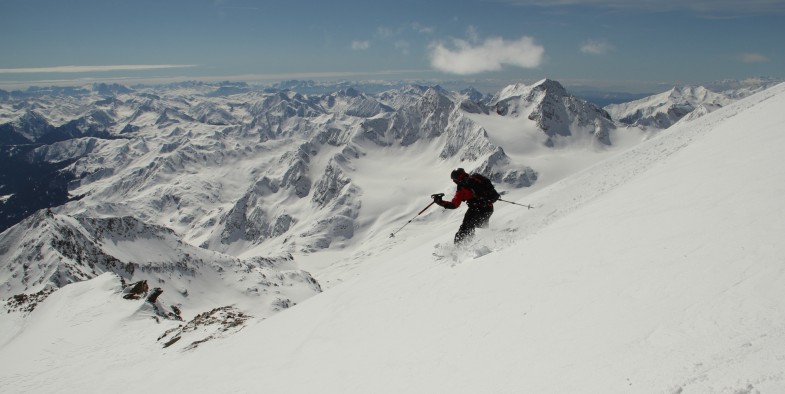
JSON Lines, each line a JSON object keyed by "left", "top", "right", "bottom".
{"left": 0, "top": 65, "right": 200, "bottom": 74}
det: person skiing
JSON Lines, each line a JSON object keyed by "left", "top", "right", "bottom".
{"left": 433, "top": 168, "right": 500, "bottom": 244}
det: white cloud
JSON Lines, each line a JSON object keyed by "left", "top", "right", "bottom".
{"left": 351, "top": 40, "right": 370, "bottom": 51}
{"left": 580, "top": 39, "right": 613, "bottom": 55}
{"left": 0, "top": 64, "right": 197, "bottom": 73}
{"left": 740, "top": 53, "right": 769, "bottom": 63}
{"left": 428, "top": 36, "right": 545, "bottom": 75}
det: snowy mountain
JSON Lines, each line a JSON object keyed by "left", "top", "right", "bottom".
{"left": 491, "top": 79, "right": 617, "bottom": 146}
{"left": 0, "top": 208, "right": 321, "bottom": 347}
{"left": 604, "top": 85, "right": 735, "bottom": 128}
{"left": 708, "top": 76, "right": 782, "bottom": 99}
{"left": 1, "top": 81, "right": 783, "bottom": 392}
{"left": 10, "top": 84, "right": 538, "bottom": 290}
{"left": 1, "top": 79, "right": 613, "bottom": 245}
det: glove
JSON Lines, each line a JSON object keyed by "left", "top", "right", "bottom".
{"left": 431, "top": 193, "right": 447, "bottom": 208}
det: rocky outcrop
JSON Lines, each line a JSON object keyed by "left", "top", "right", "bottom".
{"left": 122, "top": 280, "right": 149, "bottom": 300}
{"left": 157, "top": 306, "right": 252, "bottom": 351}
{"left": 2, "top": 288, "right": 56, "bottom": 316}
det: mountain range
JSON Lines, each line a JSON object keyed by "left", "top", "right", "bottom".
{"left": 0, "top": 77, "right": 772, "bottom": 306}
{"left": 1, "top": 78, "right": 784, "bottom": 392}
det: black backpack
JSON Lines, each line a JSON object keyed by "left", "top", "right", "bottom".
{"left": 465, "top": 173, "right": 500, "bottom": 204}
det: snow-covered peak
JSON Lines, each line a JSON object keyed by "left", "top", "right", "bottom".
{"left": 491, "top": 78, "right": 617, "bottom": 147}
{"left": 530, "top": 78, "right": 569, "bottom": 95}
{"left": 494, "top": 82, "right": 530, "bottom": 102}
{"left": 493, "top": 79, "right": 568, "bottom": 103}
{"left": 319, "top": 88, "right": 393, "bottom": 118}
{"left": 665, "top": 85, "right": 727, "bottom": 106}
{"left": 605, "top": 85, "right": 734, "bottom": 128}
{"left": 709, "top": 77, "right": 782, "bottom": 98}
{"left": 12, "top": 110, "right": 52, "bottom": 141}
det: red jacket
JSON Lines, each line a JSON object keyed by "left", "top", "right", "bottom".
{"left": 437, "top": 186, "right": 475, "bottom": 209}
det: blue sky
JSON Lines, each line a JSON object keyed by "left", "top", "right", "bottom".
{"left": 1, "top": 0, "right": 783, "bottom": 93}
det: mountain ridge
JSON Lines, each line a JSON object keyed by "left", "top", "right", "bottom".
{"left": 605, "top": 85, "right": 735, "bottom": 128}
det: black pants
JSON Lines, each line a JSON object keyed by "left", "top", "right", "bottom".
{"left": 454, "top": 205, "right": 493, "bottom": 244}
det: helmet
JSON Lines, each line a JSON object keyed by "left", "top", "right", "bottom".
{"left": 450, "top": 168, "right": 467, "bottom": 183}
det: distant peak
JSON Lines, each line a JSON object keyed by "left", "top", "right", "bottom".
{"left": 423, "top": 86, "right": 448, "bottom": 98}
{"left": 498, "top": 82, "right": 527, "bottom": 94}
{"left": 16, "top": 110, "right": 50, "bottom": 126}
{"left": 666, "top": 85, "right": 715, "bottom": 102}
{"left": 531, "top": 78, "right": 567, "bottom": 95}
{"left": 339, "top": 87, "right": 360, "bottom": 97}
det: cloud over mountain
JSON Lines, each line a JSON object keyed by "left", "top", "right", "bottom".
{"left": 428, "top": 36, "right": 545, "bottom": 75}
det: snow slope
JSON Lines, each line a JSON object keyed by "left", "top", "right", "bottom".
{"left": 1, "top": 83, "right": 785, "bottom": 393}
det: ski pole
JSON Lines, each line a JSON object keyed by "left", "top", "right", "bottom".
{"left": 390, "top": 193, "right": 444, "bottom": 238}
{"left": 497, "top": 198, "right": 534, "bottom": 209}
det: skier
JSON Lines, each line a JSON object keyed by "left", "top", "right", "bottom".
{"left": 433, "top": 168, "right": 500, "bottom": 244}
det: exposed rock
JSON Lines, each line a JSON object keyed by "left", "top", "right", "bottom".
{"left": 146, "top": 287, "right": 163, "bottom": 303}
{"left": 123, "top": 280, "right": 149, "bottom": 300}
{"left": 3, "top": 288, "right": 56, "bottom": 315}
{"left": 157, "top": 306, "right": 252, "bottom": 351}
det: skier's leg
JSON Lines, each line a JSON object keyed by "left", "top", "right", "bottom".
{"left": 454, "top": 208, "right": 480, "bottom": 244}
{"left": 477, "top": 205, "right": 493, "bottom": 228}
{"left": 454, "top": 224, "right": 475, "bottom": 244}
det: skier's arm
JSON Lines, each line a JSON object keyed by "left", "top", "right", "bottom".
{"left": 436, "top": 188, "right": 473, "bottom": 209}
